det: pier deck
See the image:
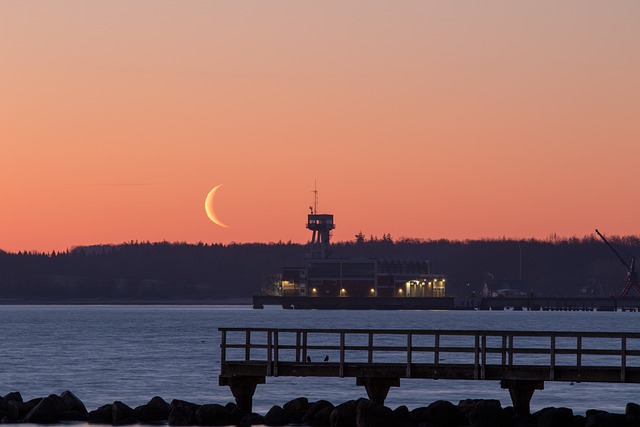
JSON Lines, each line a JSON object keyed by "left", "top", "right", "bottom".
{"left": 219, "top": 328, "right": 640, "bottom": 414}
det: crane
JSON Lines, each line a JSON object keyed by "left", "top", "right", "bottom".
{"left": 595, "top": 229, "right": 640, "bottom": 297}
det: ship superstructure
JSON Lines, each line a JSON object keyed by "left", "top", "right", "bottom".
{"left": 277, "top": 198, "right": 446, "bottom": 299}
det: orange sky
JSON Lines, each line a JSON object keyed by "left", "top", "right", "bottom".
{"left": 1, "top": 1, "right": 639, "bottom": 253}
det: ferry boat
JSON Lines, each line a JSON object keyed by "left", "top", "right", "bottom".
{"left": 252, "top": 206, "right": 450, "bottom": 310}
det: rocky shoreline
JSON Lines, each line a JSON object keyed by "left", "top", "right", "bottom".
{"left": 1, "top": 390, "right": 639, "bottom": 427}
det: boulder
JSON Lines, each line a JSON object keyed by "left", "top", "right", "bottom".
{"left": 10, "top": 398, "right": 43, "bottom": 420}
{"left": 313, "top": 406, "right": 335, "bottom": 427}
{"left": 168, "top": 405, "right": 197, "bottom": 426}
{"left": 112, "top": 400, "right": 139, "bottom": 425}
{"left": 585, "top": 412, "right": 627, "bottom": 427}
{"left": 330, "top": 399, "right": 365, "bottom": 427}
{"left": 264, "top": 405, "right": 288, "bottom": 426}
{"left": 136, "top": 396, "right": 171, "bottom": 422}
{"left": 458, "top": 399, "right": 483, "bottom": 417}
{"left": 393, "top": 405, "right": 410, "bottom": 424}
{"left": 87, "top": 404, "right": 113, "bottom": 424}
{"left": 3, "top": 392, "right": 22, "bottom": 403}
{"left": 23, "top": 396, "right": 59, "bottom": 424}
{"left": 511, "top": 413, "right": 537, "bottom": 427}
{"left": 626, "top": 402, "right": 640, "bottom": 425}
{"left": 49, "top": 393, "right": 69, "bottom": 415}
{"left": 585, "top": 409, "right": 607, "bottom": 418}
{"left": 238, "top": 412, "right": 265, "bottom": 427}
{"left": 60, "top": 390, "right": 88, "bottom": 414}
{"left": 425, "top": 400, "right": 467, "bottom": 427}
{"left": 536, "top": 407, "right": 575, "bottom": 427}
{"left": 356, "top": 399, "right": 398, "bottom": 427}
{"left": 195, "top": 403, "right": 230, "bottom": 426}
{"left": 626, "top": 402, "right": 640, "bottom": 418}
{"left": 283, "top": 397, "right": 310, "bottom": 423}
{"left": 303, "top": 400, "right": 334, "bottom": 425}
{"left": 466, "top": 399, "right": 511, "bottom": 427}
{"left": 170, "top": 398, "right": 200, "bottom": 412}
{"left": 58, "top": 410, "right": 88, "bottom": 421}
{"left": 408, "top": 406, "right": 430, "bottom": 424}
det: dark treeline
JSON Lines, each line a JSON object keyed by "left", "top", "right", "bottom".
{"left": 0, "top": 235, "right": 639, "bottom": 301}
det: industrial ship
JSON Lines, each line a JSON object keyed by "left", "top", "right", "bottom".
{"left": 252, "top": 201, "right": 451, "bottom": 310}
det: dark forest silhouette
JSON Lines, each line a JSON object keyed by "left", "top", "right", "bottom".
{"left": 0, "top": 234, "right": 639, "bottom": 302}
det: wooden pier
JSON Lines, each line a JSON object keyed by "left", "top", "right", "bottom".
{"left": 219, "top": 327, "right": 640, "bottom": 415}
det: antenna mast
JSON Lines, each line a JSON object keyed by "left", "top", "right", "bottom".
{"left": 312, "top": 179, "right": 318, "bottom": 214}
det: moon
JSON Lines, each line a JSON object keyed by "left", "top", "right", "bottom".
{"left": 204, "top": 184, "right": 229, "bottom": 228}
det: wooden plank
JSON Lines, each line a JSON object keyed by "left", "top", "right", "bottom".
{"left": 339, "top": 332, "right": 345, "bottom": 378}
{"left": 218, "top": 327, "right": 640, "bottom": 340}
{"left": 406, "top": 333, "right": 412, "bottom": 378}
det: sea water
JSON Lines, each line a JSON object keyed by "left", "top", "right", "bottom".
{"left": 1, "top": 305, "right": 639, "bottom": 419}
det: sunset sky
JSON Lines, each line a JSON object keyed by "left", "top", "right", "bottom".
{"left": 1, "top": 1, "right": 639, "bottom": 253}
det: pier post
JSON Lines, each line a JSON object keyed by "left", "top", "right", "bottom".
{"left": 220, "top": 376, "right": 265, "bottom": 414}
{"left": 356, "top": 377, "right": 400, "bottom": 405}
{"left": 501, "top": 380, "right": 544, "bottom": 416}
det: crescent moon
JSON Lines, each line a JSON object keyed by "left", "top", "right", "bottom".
{"left": 204, "top": 184, "right": 229, "bottom": 228}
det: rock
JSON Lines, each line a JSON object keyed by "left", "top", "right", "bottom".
{"left": 170, "top": 398, "right": 200, "bottom": 411}
{"left": 466, "top": 399, "right": 510, "bottom": 427}
{"left": 2, "top": 392, "right": 22, "bottom": 403}
{"left": 574, "top": 414, "right": 587, "bottom": 426}
{"left": 195, "top": 403, "right": 230, "bottom": 426}
{"left": 512, "top": 414, "right": 537, "bottom": 427}
{"left": 303, "top": 400, "right": 334, "bottom": 425}
{"left": 409, "top": 406, "right": 430, "bottom": 424}
{"left": 10, "top": 398, "right": 42, "bottom": 420}
{"left": 168, "top": 405, "right": 197, "bottom": 426}
{"left": 283, "top": 397, "right": 310, "bottom": 423}
{"left": 626, "top": 402, "right": 640, "bottom": 417}
{"left": 224, "top": 402, "right": 237, "bottom": 413}
{"left": 1, "top": 414, "right": 19, "bottom": 424}
{"left": 60, "top": 390, "right": 88, "bottom": 414}
{"left": 313, "top": 406, "right": 335, "bottom": 426}
{"left": 425, "top": 400, "right": 467, "bottom": 427}
{"left": 136, "top": 396, "right": 171, "bottom": 422}
{"left": 537, "top": 407, "right": 575, "bottom": 427}
{"left": 356, "top": 399, "right": 398, "bottom": 427}
{"left": 59, "top": 410, "right": 88, "bottom": 421}
{"left": 23, "top": 396, "right": 59, "bottom": 424}
{"left": 227, "top": 407, "right": 244, "bottom": 426}
{"left": 49, "top": 393, "right": 70, "bottom": 415}
{"left": 87, "top": 404, "right": 113, "bottom": 424}
{"left": 264, "top": 405, "right": 288, "bottom": 426}
{"left": 238, "top": 412, "right": 265, "bottom": 427}
{"left": 585, "top": 412, "right": 627, "bottom": 427}
{"left": 585, "top": 409, "right": 607, "bottom": 418}
{"left": 330, "top": 399, "right": 365, "bottom": 427}
{"left": 394, "top": 405, "right": 410, "bottom": 424}
{"left": 458, "top": 399, "right": 481, "bottom": 417}
{"left": 112, "top": 400, "right": 139, "bottom": 425}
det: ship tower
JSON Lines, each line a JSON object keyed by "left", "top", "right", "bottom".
{"left": 306, "top": 187, "right": 334, "bottom": 259}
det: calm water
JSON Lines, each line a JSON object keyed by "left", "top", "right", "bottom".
{"left": 1, "top": 305, "right": 640, "bottom": 418}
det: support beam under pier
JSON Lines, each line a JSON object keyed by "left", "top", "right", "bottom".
{"left": 501, "top": 379, "right": 544, "bottom": 416}
{"left": 220, "top": 376, "right": 265, "bottom": 415}
{"left": 356, "top": 377, "right": 400, "bottom": 405}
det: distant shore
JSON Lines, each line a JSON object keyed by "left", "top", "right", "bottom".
{"left": 0, "top": 298, "right": 253, "bottom": 306}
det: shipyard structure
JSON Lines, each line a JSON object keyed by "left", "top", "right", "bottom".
{"left": 253, "top": 209, "right": 449, "bottom": 309}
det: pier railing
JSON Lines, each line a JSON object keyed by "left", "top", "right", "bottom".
{"left": 220, "top": 328, "right": 640, "bottom": 382}
{"left": 218, "top": 328, "right": 640, "bottom": 414}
